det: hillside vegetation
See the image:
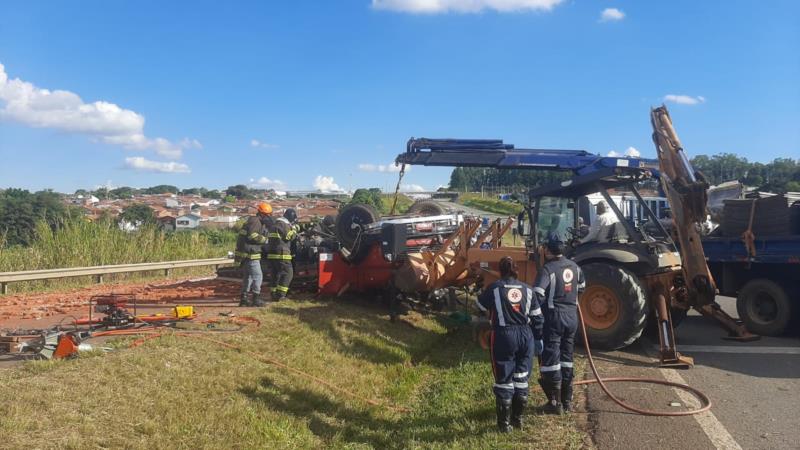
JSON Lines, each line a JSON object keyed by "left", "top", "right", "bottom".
{"left": 460, "top": 194, "right": 524, "bottom": 216}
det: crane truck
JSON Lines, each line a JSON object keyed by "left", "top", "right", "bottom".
{"left": 394, "top": 106, "right": 756, "bottom": 367}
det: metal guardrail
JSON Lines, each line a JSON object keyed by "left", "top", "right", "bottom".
{"left": 0, "top": 257, "right": 235, "bottom": 294}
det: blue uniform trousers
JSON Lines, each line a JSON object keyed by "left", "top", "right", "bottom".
{"left": 491, "top": 325, "right": 534, "bottom": 401}
{"left": 539, "top": 308, "right": 577, "bottom": 385}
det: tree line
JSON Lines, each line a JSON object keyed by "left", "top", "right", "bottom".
{"left": 448, "top": 154, "right": 800, "bottom": 194}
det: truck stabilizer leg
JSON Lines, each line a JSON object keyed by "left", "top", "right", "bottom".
{"left": 654, "top": 294, "right": 693, "bottom": 369}
{"left": 694, "top": 303, "right": 760, "bottom": 342}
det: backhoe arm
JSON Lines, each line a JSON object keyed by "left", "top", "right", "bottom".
{"left": 650, "top": 106, "right": 757, "bottom": 341}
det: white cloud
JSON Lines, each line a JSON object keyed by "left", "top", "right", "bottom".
{"left": 250, "top": 139, "right": 279, "bottom": 149}
{"left": 599, "top": 7, "right": 625, "bottom": 22}
{"left": 248, "top": 176, "right": 286, "bottom": 190}
{"left": 358, "top": 162, "right": 407, "bottom": 173}
{"left": 663, "top": 94, "right": 706, "bottom": 105}
{"left": 124, "top": 157, "right": 191, "bottom": 174}
{"left": 313, "top": 175, "right": 343, "bottom": 193}
{"left": 624, "top": 146, "right": 640, "bottom": 157}
{"left": 0, "top": 62, "right": 198, "bottom": 159}
{"left": 371, "top": 0, "right": 564, "bottom": 14}
{"left": 401, "top": 183, "right": 426, "bottom": 192}
{"left": 607, "top": 147, "right": 641, "bottom": 158}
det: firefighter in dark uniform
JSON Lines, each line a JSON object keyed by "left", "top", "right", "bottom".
{"left": 234, "top": 202, "right": 272, "bottom": 307}
{"left": 534, "top": 233, "right": 585, "bottom": 415}
{"left": 476, "top": 256, "right": 544, "bottom": 432}
{"left": 267, "top": 208, "right": 299, "bottom": 300}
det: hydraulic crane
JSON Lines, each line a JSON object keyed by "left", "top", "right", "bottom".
{"left": 395, "top": 105, "right": 755, "bottom": 366}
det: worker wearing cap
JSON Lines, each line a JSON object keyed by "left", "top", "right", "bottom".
{"left": 235, "top": 202, "right": 272, "bottom": 307}
{"left": 267, "top": 208, "right": 298, "bottom": 300}
{"left": 535, "top": 232, "right": 585, "bottom": 414}
{"left": 476, "top": 256, "right": 544, "bottom": 432}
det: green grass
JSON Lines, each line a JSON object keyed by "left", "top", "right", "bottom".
{"left": 459, "top": 194, "right": 523, "bottom": 216}
{"left": 380, "top": 194, "right": 414, "bottom": 215}
{"left": 0, "top": 298, "right": 587, "bottom": 449}
{"left": 0, "top": 220, "right": 234, "bottom": 294}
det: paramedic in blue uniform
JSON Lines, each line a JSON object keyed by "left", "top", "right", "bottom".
{"left": 476, "top": 256, "right": 544, "bottom": 432}
{"left": 534, "top": 233, "right": 585, "bottom": 415}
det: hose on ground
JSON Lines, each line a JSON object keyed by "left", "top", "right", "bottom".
{"left": 571, "top": 303, "right": 712, "bottom": 416}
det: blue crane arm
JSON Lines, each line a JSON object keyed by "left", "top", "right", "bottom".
{"left": 396, "top": 138, "right": 660, "bottom": 177}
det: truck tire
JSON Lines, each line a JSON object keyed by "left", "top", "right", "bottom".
{"left": 736, "top": 279, "right": 793, "bottom": 336}
{"left": 335, "top": 203, "right": 379, "bottom": 250}
{"left": 579, "top": 263, "right": 648, "bottom": 350}
{"left": 407, "top": 200, "right": 446, "bottom": 216}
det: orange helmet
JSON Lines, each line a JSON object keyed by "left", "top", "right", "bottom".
{"left": 257, "top": 202, "right": 273, "bottom": 215}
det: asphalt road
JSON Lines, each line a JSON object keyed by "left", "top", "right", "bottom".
{"left": 584, "top": 296, "right": 800, "bottom": 450}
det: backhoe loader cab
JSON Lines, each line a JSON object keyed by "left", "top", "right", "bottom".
{"left": 522, "top": 167, "right": 684, "bottom": 350}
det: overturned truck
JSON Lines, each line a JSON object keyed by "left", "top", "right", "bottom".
{"left": 218, "top": 201, "right": 526, "bottom": 308}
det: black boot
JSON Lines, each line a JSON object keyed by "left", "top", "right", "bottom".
{"left": 561, "top": 381, "right": 574, "bottom": 413}
{"left": 251, "top": 292, "right": 267, "bottom": 307}
{"left": 238, "top": 292, "right": 251, "bottom": 307}
{"left": 496, "top": 398, "right": 512, "bottom": 433}
{"left": 543, "top": 386, "right": 564, "bottom": 416}
{"left": 511, "top": 393, "right": 528, "bottom": 429}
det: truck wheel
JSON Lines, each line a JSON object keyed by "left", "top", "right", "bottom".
{"left": 736, "top": 279, "right": 793, "bottom": 336}
{"left": 407, "top": 200, "right": 446, "bottom": 216}
{"left": 335, "top": 203, "right": 379, "bottom": 249}
{"left": 579, "top": 263, "right": 648, "bottom": 350}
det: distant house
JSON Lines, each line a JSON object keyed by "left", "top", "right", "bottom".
{"left": 158, "top": 215, "right": 177, "bottom": 232}
{"left": 165, "top": 198, "right": 181, "bottom": 209}
{"left": 200, "top": 215, "right": 240, "bottom": 229}
{"left": 175, "top": 213, "right": 202, "bottom": 230}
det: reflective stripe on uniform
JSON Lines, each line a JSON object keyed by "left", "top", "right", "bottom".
{"left": 525, "top": 288, "right": 532, "bottom": 315}
{"left": 503, "top": 284, "right": 522, "bottom": 289}
{"left": 540, "top": 364, "right": 561, "bottom": 372}
{"left": 560, "top": 361, "right": 574, "bottom": 368}
{"left": 285, "top": 229, "right": 297, "bottom": 240}
{"left": 267, "top": 254, "right": 292, "bottom": 260}
{"left": 267, "top": 232, "right": 281, "bottom": 238}
{"left": 533, "top": 286, "right": 545, "bottom": 296}
{"left": 530, "top": 307, "right": 542, "bottom": 316}
{"left": 493, "top": 287, "right": 506, "bottom": 327}
{"left": 513, "top": 371, "right": 529, "bottom": 379}
{"left": 513, "top": 382, "right": 529, "bottom": 389}
{"left": 275, "top": 285, "right": 289, "bottom": 293}
{"left": 475, "top": 300, "right": 488, "bottom": 312}
{"left": 493, "top": 383, "right": 514, "bottom": 391}
{"left": 547, "top": 272, "right": 556, "bottom": 309}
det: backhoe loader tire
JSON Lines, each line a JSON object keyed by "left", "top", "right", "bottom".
{"left": 736, "top": 279, "right": 793, "bottom": 336}
{"left": 579, "top": 263, "right": 648, "bottom": 350}
{"left": 335, "top": 203, "right": 379, "bottom": 250}
{"left": 407, "top": 200, "right": 446, "bottom": 216}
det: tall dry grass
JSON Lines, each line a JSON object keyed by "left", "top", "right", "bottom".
{"left": 0, "top": 219, "right": 235, "bottom": 293}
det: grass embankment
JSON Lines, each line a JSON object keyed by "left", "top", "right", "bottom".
{"left": 460, "top": 194, "right": 523, "bottom": 216}
{"left": 379, "top": 194, "right": 413, "bottom": 215}
{"left": 0, "top": 220, "right": 234, "bottom": 294}
{"left": 0, "top": 299, "right": 586, "bottom": 449}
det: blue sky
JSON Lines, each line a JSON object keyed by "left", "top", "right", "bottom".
{"left": 1, "top": 0, "right": 798, "bottom": 193}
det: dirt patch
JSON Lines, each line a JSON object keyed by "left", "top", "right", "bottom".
{"left": 0, "top": 277, "right": 242, "bottom": 325}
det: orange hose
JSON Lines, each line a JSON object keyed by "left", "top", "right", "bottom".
{"left": 572, "top": 304, "right": 712, "bottom": 416}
